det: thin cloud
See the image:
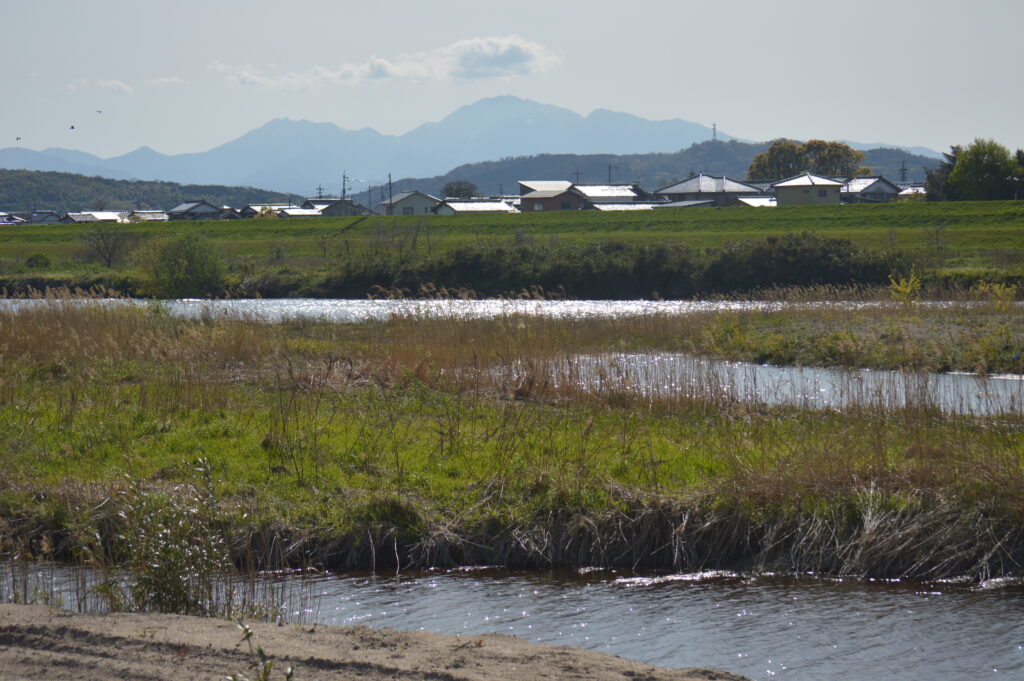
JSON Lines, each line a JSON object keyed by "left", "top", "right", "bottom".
{"left": 146, "top": 75, "right": 187, "bottom": 86}
{"left": 210, "top": 35, "right": 559, "bottom": 92}
{"left": 66, "top": 78, "right": 134, "bottom": 95}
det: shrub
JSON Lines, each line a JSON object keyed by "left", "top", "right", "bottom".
{"left": 138, "top": 233, "right": 226, "bottom": 298}
{"left": 24, "top": 253, "right": 51, "bottom": 269}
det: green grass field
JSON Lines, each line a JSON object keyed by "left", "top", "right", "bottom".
{"left": 1, "top": 201, "right": 1022, "bottom": 297}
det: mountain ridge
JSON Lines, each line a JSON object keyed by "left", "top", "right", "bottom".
{"left": 0, "top": 96, "right": 940, "bottom": 194}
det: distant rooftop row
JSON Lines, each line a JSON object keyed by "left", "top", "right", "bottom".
{"left": 1, "top": 173, "right": 923, "bottom": 225}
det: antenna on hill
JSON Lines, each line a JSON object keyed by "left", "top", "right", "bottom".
{"left": 899, "top": 157, "right": 908, "bottom": 184}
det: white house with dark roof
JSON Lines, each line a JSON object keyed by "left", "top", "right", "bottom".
{"left": 654, "top": 174, "right": 762, "bottom": 206}
{"left": 840, "top": 176, "right": 902, "bottom": 203}
{"left": 771, "top": 173, "right": 842, "bottom": 206}
{"left": 377, "top": 190, "right": 441, "bottom": 216}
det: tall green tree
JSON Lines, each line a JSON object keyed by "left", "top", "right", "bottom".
{"left": 802, "top": 140, "right": 867, "bottom": 177}
{"left": 924, "top": 145, "right": 961, "bottom": 201}
{"left": 442, "top": 181, "right": 478, "bottom": 199}
{"left": 946, "top": 139, "right": 1022, "bottom": 201}
{"left": 747, "top": 139, "right": 868, "bottom": 180}
{"left": 747, "top": 140, "right": 804, "bottom": 180}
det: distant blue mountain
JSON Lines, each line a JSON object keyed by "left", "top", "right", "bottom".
{"left": 0, "top": 96, "right": 939, "bottom": 194}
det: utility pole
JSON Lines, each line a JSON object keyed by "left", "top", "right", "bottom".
{"left": 899, "top": 157, "right": 908, "bottom": 184}
{"left": 608, "top": 164, "right": 618, "bottom": 184}
{"left": 316, "top": 184, "right": 324, "bottom": 199}
{"left": 712, "top": 123, "right": 717, "bottom": 141}
{"left": 574, "top": 167, "right": 580, "bottom": 184}
{"left": 341, "top": 170, "right": 348, "bottom": 199}
{"left": 387, "top": 173, "right": 393, "bottom": 215}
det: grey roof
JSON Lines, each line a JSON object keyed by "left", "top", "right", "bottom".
{"left": 518, "top": 180, "right": 573, "bottom": 194}
{"left": 738, "top": 196, "right": 777, "bottom": 207}
{"left": 656, "top": 174, "right": 761, "bottom": 195}
{"left": 841, "top": 176, "right": 901, "bottom": 194}
{"left": 437, "top": 200, "right": 519, "bottom": 213}
{"left": 573, "top": 184, "right": 638, "bottom": 200}
{"left": 377, "top": 191, "right": 440, "bottom": 206}
{"left": 651, "top": 200, "right": 715, "bottom": 209}
{"left": 169, "top": 201, "right": 220, "bottom": 213}
{"left": 62, "top": 212, "right": 99, "bottom": 223}
{"left": 772, "top": 173, "right": 843, "bottom": 188}
{"left": 521, "top": 189, "right": 577, "bottom": 200}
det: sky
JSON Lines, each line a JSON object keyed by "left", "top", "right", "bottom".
{"left": 3, "top": 0, "right": 1022, "bottom": 158}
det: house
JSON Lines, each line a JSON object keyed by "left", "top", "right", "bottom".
{"left": 239, "top": 204, "right": 297, "bottom": 218}
{"left": 320, "top": 198, "right": 371, "bottom": 217}
{"left": 27, "top": 211, "right": 62, "bottom": 224}
{"left": 519, "top": 187, "right": 589, "bottom": 212}
{"left": 277, "top": 208, "right": 323, "bottom": 218}
{"left": 168, "top": 200, "right": 223, "bottom": 220}
{"left": 433, "top": 199, "right": 519, "bottom": 215}
{"left": 573, "top": 184, "right": 646, "bottom": 204}
{"left": 771, "top": 173, "right": 842, "bottom": 206}
{"left": 840, "top": 175, "right": 902, "bottom": 203}
{"left": 0, "top": 212, "right": 25, "bottom": 224}
{"left": 518, "top": 180, "right": 573, "bottom": 195}
{"left": 377, "top": 191, "right": 441, "bottom": 216}
{"left": 60, "top": 211, "right": 126, "bottom": 224}
{"left": 654, "top": 174, "right": 762, "bottom": 206}
{"left": 126, "top": 210, "right": 168, "bottom": 222}
{"left": 300, "top": 198, "right": 339, "bottom": 211}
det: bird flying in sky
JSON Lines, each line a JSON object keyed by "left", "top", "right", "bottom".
{"left": 69, "top": 125, "right": 75, "bottom": 130}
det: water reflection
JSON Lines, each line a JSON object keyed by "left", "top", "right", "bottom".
{"left": 303, "top": 570, "right": 1024, "bottom": 681}
{"left": 4, "top": 564, "right": 1022, "bottom": 681}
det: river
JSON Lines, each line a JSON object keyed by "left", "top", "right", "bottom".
{"left": 5, "top": 564, "right": 1022, "bottom": 681}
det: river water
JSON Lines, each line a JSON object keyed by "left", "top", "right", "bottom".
{"left": 4, "top": 297, "right": 1022, "bottom": 415}
{"left": 5, "top": 564, "right": 1022, "bottom": 681}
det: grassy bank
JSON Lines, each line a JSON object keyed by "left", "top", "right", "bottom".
{"left": 1, "top": 296, "right": 1021, "bottom": 597}
{"left": 1, "top": 200, "right": 1022, "bottom": 298}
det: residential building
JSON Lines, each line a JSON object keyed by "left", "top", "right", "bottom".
{"left": 517, "top": 180, "right": 573, "bottom": 195}
{"left": 168, "top": 200, "right": 224, "bottom": 220}
{"left": 519, "top": 188, "right": 589, "bottom": 212}
{"left": 433, "top": 199, "right": 519, "bottom": 214}
{"left": 840, "top": 176, "right": 902, "bottom": 203}
{"left": 573, "top": 184, "right": 646, "bottom": 204}
{"left": 27, "top": 211, "right": 62, "bottom": 224}
{"left": 239, "top": 204, "right": 296, "bottom": 218}
{"left": 771, "top": 173, "right": 842, "bottom": 206}
{"left": 126, "top": 210, "right": 169, "bottom": 222}
{"left": 377, "top": 191, "right": 441, "bottom": 216}
{"left": 277, "top": 208, "right": 324, "bottom": 218}
{"left": 60, "top": 211, "right": 126, "bottom": 224}
{"left": 654, "top": 174, "right": 762, "bottom": 206}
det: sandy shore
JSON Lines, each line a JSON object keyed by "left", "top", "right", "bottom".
{"left": 0, "top": 604, "right": 750, "bottom": 681}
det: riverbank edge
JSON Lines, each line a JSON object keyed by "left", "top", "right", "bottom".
{"left": 3, "top": 489, "right": 1022, "bottom": 582}
{"left": 0, "top": 604, "right": 752, "bottom": 681}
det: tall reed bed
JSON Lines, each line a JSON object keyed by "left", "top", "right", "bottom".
{"left": 0, "top": 292, "right": 1022, "bottom": 589}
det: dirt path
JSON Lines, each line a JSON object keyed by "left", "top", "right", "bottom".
{"left": 0, "top": 604, "right": 750, "bottom": 681}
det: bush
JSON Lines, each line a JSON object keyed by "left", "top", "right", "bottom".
{"left": 24, "top": 253, "right": 51, "bottom": 269}
{"left": 138, "top": 234, "right": 226, "bottom": 298}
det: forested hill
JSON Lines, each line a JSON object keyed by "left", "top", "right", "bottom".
{"left": 391, "top": 140, "right": 940, "bottom": 197}
{"left": 0, "top": 169, "right": 293, "bottom": 214}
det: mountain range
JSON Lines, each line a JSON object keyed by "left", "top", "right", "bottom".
{"left": 0, "top": 96, "right": 940, "bottom": 196}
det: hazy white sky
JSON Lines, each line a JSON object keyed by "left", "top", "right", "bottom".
{"left": 3, "top": 0, "right": 1022, "bottom": 157}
